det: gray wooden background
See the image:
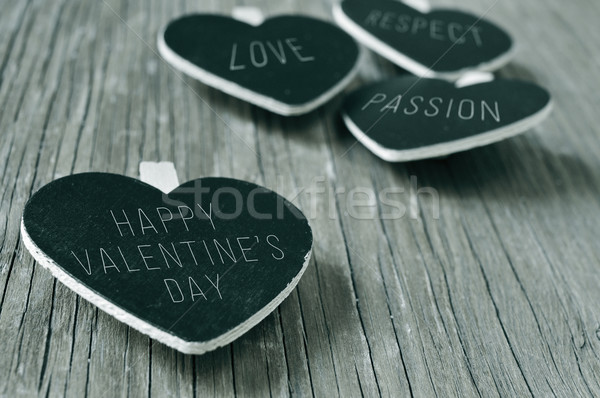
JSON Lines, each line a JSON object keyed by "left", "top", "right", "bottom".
{"left": 1, "top": 0, "right": 599, "bottom": 396}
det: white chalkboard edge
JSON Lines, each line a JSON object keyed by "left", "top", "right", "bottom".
{"left": 20, "top": 218, "right": 313, "bottom": 355}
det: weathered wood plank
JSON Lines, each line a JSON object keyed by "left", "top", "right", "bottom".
{"left": 2, "top": 0, "right": 600, "bottom": 396}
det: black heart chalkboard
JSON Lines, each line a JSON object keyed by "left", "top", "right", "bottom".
{"left": 158, "top": 14, "right": 360, "bottom": 115}
{"left": 333, "top": 0, "right": 513, "bottom": 79}
{"left": 21, "top": 173, "right": 313, "bottom": 354}
{"left": 341, "top": 76, "right": 552, "bottom": 161}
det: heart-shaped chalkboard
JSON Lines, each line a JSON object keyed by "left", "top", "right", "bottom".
{"left": 341, "top": 76, "right": 552, "bottom": 161}
{"left": 333, "top": 0, "right": 514, "bottom": 80}
{"left": 158, "top": 14, "right": 360, "bottom": 115}
{"left": 21, "top": 173, "right": 313, "bottom": 354}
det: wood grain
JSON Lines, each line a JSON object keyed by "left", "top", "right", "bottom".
{"left": 1, "top": 0, "right": 600, "bottom": 396}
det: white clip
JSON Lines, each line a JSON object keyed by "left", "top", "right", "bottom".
{"left": 455, "top": 71, "right": 495, "bottom": 88}
{"left": 232, "top": 6, "right": 265, "bottom": 26}
{"left": 401, "top": 0, "right": 431, "bottom": 13}
{"left": 139, "top": 161, "right": 180, "bottom": 193}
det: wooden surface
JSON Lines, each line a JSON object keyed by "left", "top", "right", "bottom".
{"left": 1, "top": 0, "right": 599, "bottom": 396}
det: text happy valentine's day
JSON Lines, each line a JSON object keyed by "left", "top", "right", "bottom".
{"left": 69, "top": 202, "right": 286, "bottom": 304}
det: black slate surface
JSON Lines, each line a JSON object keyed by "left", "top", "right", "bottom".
{"left": 161, "top": 14, "right": 359, "bottom": 112}
{"left": 22, "top": 173, "right": 313, "bottom": 344}
{"left": 342, "top": 76, "right": 551, "bottom": 153}
{"left": 338, "top": 0, "right": 513, "bottom": 74}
